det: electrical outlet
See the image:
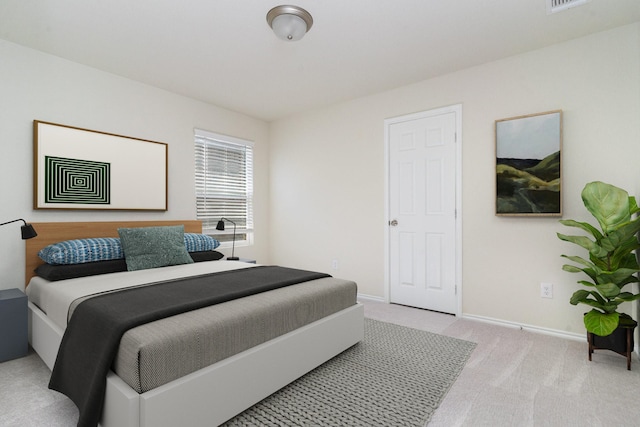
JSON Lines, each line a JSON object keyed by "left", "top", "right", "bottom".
{"left": 540, "top": 282, "right": 553, "bottom": 298}
{"left": 331, "top": 259, "right": 339, "bottom": 270}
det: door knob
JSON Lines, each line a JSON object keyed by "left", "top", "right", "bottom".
{"left": 389, "top": 219, "right": 398, "bottom": 226}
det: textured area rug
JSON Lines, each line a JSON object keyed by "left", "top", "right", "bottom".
{"left": 223, "top": 318, "right": 476, "bottom": 426}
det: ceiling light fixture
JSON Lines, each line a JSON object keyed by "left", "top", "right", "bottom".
{"left": 266, "top": 5, "right": 313, "bottom": 42}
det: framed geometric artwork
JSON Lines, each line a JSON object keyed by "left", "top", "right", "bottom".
{"left": 495, "top": 110, "right": 562, "bottom": 216}
{"left": 33, "top": 120, "right": 168, "bottom": 210}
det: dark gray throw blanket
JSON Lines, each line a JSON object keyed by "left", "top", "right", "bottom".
{"left": 48, "top": 265, "right": 330, "bottom": 427}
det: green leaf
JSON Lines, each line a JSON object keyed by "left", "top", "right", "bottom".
{"left": 597, "top": 236, "right": 616, "bottom": 252}
{"left": 570, "top": 290, "right": 606, "bottom": 310}
{"left": 604, "top": 219, "right": 640, "bottom": 247}
{"left": 617, "top": 252, "right": 640, "bottom": 270}
{"left": 562, "top": 264, "right": 583, "bottom": 273}
{"left": 584, "top": 309, "right": 619, "bottom": 336}
{"left": 629, "top": 196, "right": 640, "bottom": 216}
{"left": 561, "top": 264, "right": 597, "bottom": 281}
{"left": 560, "top": 255, "right": 595, "bottom": 270}
{"left": 558, "top": 219, "right": 603, "bottom": 240}
{"left": 582, "top": 182, "right": 631, "bottom": 234}
{"left": 557, "top": 234, "right": 608, "bottom": 258}
{"left": 616, "top": 293, "right": 640, "bottom": 302}
{"left": 569, "top": 289, "right": 591, "bottom": 305}
{"left": 602, "top": 303, "right": 621, "bottom": 313}
{"left": 589, "top": 253, "right": 610, "bottom": 270}
{"left": 561, "top": 259, "right": 597, "bottom": 281}
{"left": 594, "top": 282, "right": 620, "bottom": 298}
{"left": 610, "top": 239, "right": 640, "bottom": 270}
{"left": 587, "top": 290, "right": 607, "bottom": 305}
{"left": 596, "top": 268, "right": 640, "bottom": 287}
{"left": 619, "top": 313, "right": 638, "bottom": 327}
{"left": 577, "top": 280, "right": 596, "bottom": 288}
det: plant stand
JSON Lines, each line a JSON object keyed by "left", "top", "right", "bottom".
{"left": 587, "top": 327, "right": 634, "bottom": 370}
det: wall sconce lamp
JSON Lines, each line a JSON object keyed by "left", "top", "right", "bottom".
{"left": 266, "top": 5, "right": 313, "bottom": 41}
{"left": 0, "top": 219, "right": 37, "bottom": 240}
{"left": 0, "top": 219, "right": 38, "bottom": 240}
{"left": 216, "top": 218, "right": 239, "bottom": 260}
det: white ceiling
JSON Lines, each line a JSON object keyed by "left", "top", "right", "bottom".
{"left": 1, "top": 1, "right": 639, "bottom": 121}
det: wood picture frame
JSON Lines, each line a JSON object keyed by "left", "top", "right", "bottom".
{"left": 33, "top": 121, "right": 168, "bottom": 210}
{"left": 495, "top": 110, "right": 562, "bottom": 216}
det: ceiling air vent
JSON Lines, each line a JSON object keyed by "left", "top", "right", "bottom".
{"left": 547, "top": 0, "right": 590, "bottom": 14}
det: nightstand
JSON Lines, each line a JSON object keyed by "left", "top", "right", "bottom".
{"left": 0, "top": 288, "right": 28, "bottom": 362}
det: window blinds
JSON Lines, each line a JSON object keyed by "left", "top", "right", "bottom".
{"left": 194, "top": 130, "right": 254, "bottom": 239}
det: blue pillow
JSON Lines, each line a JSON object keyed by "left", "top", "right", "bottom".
{"left": 38, "top": 232, "right": 219, "bottom": 266}
{"left": 38, "top": 238, "right": 124, "bottom": 265}
{"left": 118, "top": 225, "right": 194, "bottom": 271}
{"left": 184, "top": 233, "right": 220, "bottom": 252}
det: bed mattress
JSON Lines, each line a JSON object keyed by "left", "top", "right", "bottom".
{"left": 27, "top": 261, "right": 357, "bottom": 393}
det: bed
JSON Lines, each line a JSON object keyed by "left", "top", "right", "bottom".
{"left": 25, "top": 220, "right": 364, "bottom": 427}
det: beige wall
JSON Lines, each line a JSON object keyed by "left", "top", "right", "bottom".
{"left": 2, "top": 23, "right": 639, "bottom": 337}
{"left": 0, "top": 40, "right": 270, "bottom": 288}
{"left": 269, "top": 23, "right": 640, "bottom": 336}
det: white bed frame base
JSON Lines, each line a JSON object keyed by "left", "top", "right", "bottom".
{"left": 29, "top": 302, "right": 364, "bottom": 427}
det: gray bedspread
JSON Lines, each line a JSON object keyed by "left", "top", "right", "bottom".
{"left": 50, "top": 266, "right": 350, "bottom": 427}
{"left": 114, "top": 276, "right": 357, "bottom": 393}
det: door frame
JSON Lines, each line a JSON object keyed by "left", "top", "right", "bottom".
{"left": 383, "top": 104, "right": 463, "bottom": 316}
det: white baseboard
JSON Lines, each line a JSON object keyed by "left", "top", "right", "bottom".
{"left": 461, "top": 313, "right": 587, "bottom": 341}
{"left": 356, "top": 293, "right": 385, "bottom": 303}
{"left": 358, "top": 299, "right": 640, "bottom": 356}
{"left": 462, "top": 313, "right": 640, "bottom": 355}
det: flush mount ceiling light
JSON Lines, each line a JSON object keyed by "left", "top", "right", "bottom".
{"left": 266, "top": 5, "right": 313, "bottom": 41}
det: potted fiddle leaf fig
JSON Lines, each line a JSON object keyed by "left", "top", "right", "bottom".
{"left": 557, "top": 181, "right": 640, "bottom": 349}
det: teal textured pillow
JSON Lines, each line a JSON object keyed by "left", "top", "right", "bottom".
{"left": 118, "top": 225, "right": 194, "bottom": 271}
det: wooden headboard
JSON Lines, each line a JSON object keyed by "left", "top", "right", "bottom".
{"left": 25, "top": 220, "right": 202, "bottom": 286}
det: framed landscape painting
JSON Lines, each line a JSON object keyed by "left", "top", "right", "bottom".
{"left": 495, "top": 110, "right": 562, "bottom": 216}
{"left": 34, "top": 120, "right": 168, "bottom": 210}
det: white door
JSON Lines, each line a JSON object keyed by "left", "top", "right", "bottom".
{"left": 386, "top": 106, "right": 460, "bottom": 314}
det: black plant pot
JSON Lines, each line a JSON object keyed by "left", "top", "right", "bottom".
{"left": 588, "top": 325, "right": 636, "bottom": 370}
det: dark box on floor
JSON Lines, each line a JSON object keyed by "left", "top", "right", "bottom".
{"left": 0, "top": 288, "right": 28, "bottom": 362}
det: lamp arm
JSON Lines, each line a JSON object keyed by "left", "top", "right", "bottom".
{"left": 0, "top": 218, "right": 28, "bottom": 227}
{"left": 231, "top": 221, "right": 236, "bottom": 259}
{"left": 216, "top": 217, "right": 238, "bottom": 260}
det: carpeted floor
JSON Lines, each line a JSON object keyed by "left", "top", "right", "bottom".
{"left": 223, "top": 318, "right": 476, "bottom": 426}
{"left": 9, "top": 300, "right": 636, "bottom": 426}
{"left": 0, "top": 311, "right": 475, "bottom": 427}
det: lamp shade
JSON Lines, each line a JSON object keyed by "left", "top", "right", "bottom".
{"left": 267, "top": 5, "right": 313, "bottom": 41}
{"left": 21, "top": 224, "right": 37, "bottom": 239}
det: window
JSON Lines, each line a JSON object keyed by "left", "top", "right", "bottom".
{"left": 194, "top": 129, "right": 254, "bottom": 245}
